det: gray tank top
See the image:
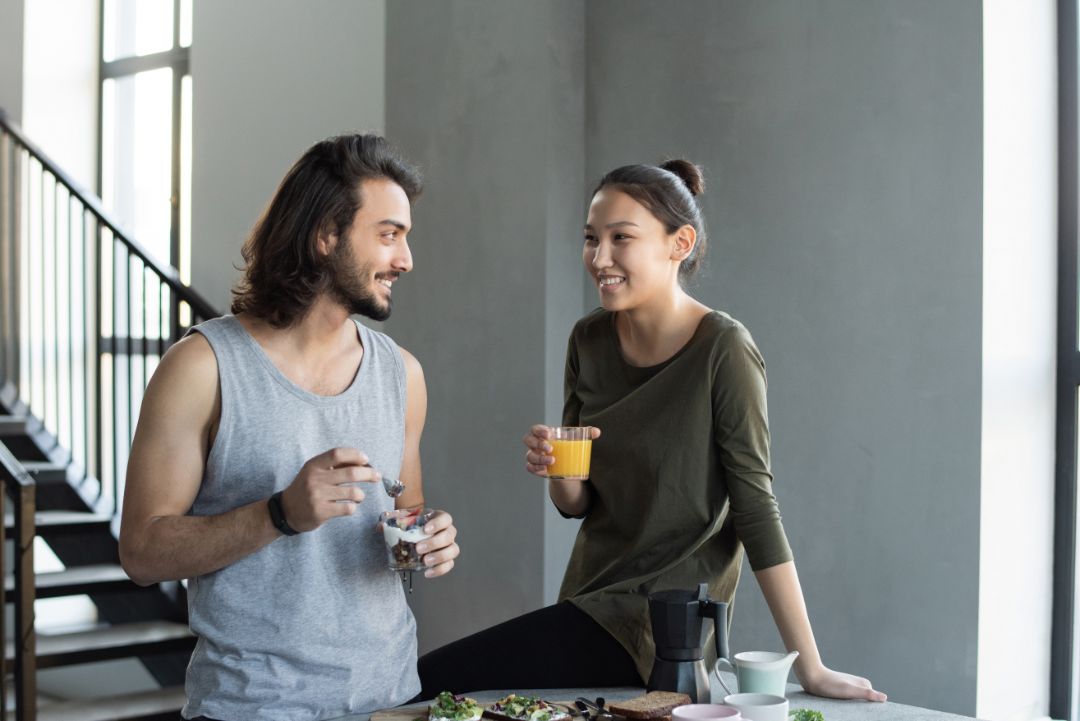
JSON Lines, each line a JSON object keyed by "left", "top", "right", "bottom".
{"left": 181, "top": 315, "right": 418, "bottom": 721}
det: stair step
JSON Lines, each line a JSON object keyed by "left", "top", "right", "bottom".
{"left": 5, "top": 620, "right": 195, "bottom": 669}
{"left": 8, "top": 685, "right": 186, "bottom": 721}
{"left": 3, "top": 510, "right": 112, "bottom": 535}
{"left": 19, "top": 460, "right": 70, "bottom": 484}
{"left": 0, "top": 420, "right": 48, "bottom": 462}
{"left": 5, "top": 564, "right": 139, "bottom": 599}
{"left": 0, "top": 415, "right": 31, "bottom": 436}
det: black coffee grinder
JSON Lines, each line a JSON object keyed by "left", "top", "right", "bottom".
{"left": 646, "top": 583, "right": 730, "bottom": 703}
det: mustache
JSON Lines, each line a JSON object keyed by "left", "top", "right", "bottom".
{"left": 375, "top": 272, "right": 401, "bottom": 281}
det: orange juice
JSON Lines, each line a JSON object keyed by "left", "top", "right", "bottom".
{"left": 548, "top": 438, "right": 592, "bottom": 480}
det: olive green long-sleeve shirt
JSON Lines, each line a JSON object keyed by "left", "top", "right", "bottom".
{"left": 558, "top": 308, "right": 794, "bottom": 682}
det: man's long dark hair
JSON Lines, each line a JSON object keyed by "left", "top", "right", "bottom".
{"left": 230, "top": 134, "right": 422, "bottom": 327}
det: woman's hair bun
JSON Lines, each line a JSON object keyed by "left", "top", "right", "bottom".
{"left": 660, "top": 159, "right": 705, "bottom": 197}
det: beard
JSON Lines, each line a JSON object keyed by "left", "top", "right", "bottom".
{"left": 326, "top": 240, "right": 393, "bottom": 321}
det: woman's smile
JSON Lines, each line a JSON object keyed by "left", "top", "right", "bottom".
{"left": 598, "top": 274, "right": 627, "bottom": 292}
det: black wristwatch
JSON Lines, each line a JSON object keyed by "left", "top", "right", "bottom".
{"left": 267, "top": 491, "right": 300, "bottom": 536}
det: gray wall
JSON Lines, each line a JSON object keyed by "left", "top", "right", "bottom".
{"left": 384, "top": 0, "right": 586, "bottom": 652}
{"left": 0, "top": 0, "right": 23, "bottom": 121}
{"left": 585, "top": 1, "right": 982, "bottom": 714}
{"left": 190, "top": 0, "right": 386, "bottom": 311}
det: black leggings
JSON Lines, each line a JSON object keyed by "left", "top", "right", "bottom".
{"left": 416, "top": 601, "right": 640, "bottom": 700}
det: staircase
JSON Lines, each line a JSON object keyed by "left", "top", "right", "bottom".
{"left": 0, "top": 110, "right": 218, "bottom": 720}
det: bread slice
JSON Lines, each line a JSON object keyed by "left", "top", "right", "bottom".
{"left": 607, "top": 692, "right": 691, "bottom": 720}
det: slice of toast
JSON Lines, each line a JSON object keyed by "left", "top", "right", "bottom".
{"left": 607, "top": 692, "right": 691, "bottom": 720}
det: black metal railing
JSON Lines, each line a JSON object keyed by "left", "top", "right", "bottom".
{"left": 0, "top": 107, "right": 218, "bottom": 513}
{"left": 0, "top": 440, "right": 37, "bottom": 721}
{"left": 0, "top": 107, "right": 219, "bottom": 720}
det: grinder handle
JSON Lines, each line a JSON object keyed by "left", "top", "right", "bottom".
{"left": 700, "top": 597, "right": 730, "bottom": 664}
{"left": 700, "top": 596, "right": 733, "bottom": 695}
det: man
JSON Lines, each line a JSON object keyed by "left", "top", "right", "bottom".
{"left": 120, "top": 134, "right": 459, "bottom": 721}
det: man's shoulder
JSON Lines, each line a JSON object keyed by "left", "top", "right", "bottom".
{"left": 397, "top": 344, "right": 422, "bottom": 378}
{"left": 353, "top": 318, "right": 397, "bottom": 349}
{"left": 188, "top": 314, "right": 240, "bottom": 340}
{"left": 166, "top": 331, "right": 218, "bottom": 368}
{"left": 352, "top": 319, "right": 408, "bottom": 359}
{"left": 352, "top": 319, "right": 421, "bottom": 378}
{"left": 139, "top": 331, "right": 220, "bottom": 423}
{"left": 149, "top": 334, "right": 218, "bottom": 395}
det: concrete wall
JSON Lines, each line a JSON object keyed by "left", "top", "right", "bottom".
{"left": 190, "top": 0, "right": 386, "bottom": 311}
{"left": 585, "top": 0, "right": 983, "bottom": 714}
{"left": 978, "top": 1, "right": 1057, "bottom": 719}
{"left": 384, "top": 0, "right": 586, "bottom": 651}
{"left": 0, "top": 0, "right": 23, "bottom": 122}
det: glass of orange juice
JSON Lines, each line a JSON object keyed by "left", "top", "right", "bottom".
{"left": 548, "top": 426, "right": 593, "bottom": 480}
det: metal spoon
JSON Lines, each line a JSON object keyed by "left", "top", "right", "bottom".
{"left": 575, "top": 698, "right": 610, "bottom": 720}
{"left": 382, "top": 475, "right": 405, "bottom": 498}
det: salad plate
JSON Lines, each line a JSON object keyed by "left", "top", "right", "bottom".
{"left": 484, "top": 694, "right": 573, "bottom": 721}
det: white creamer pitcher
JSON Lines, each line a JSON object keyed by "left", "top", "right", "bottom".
{"left": 715, "top": 650, "right": 799, "bottom": 698}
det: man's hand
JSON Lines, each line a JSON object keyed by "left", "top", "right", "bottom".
{"left": 414, "top": 510, "right": 459, "bottom": 578}
{"left": 281, "top": 447, "right": 379, "bottom": 532}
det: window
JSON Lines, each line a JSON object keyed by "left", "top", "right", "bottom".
{"left": 98, "top": 0, "right": 191, "bottom": 283}
{"left": 94, "top": 0, "right": 193, "bottom": 524}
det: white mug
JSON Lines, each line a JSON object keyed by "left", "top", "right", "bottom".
{"left": 722, "top": 694, "right": 788, "bottom": 721}
{"left": 671, "top": 704, "right": 742, "bottom": 721}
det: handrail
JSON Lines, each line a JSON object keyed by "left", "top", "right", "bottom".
{"left": 0, "top": 108, "right": 218, "bottom": 321}
{"left": 0, "top": 103, "right": 221, "bottom": 512}
{"left": 0, "top": 440, "right": 37, "bottom": 721}
{"left": 0, "top": 106, "right": 222, "bottom": 719}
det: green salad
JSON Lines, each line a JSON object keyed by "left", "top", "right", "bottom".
{"left": 490, "top": 694, "right": 567, "bottom": 721}
{"left": 789, "top": 711, "right": 825, "bottom": 721}
{"left": 429, "top": 691, "right": 482, "bottom": 721}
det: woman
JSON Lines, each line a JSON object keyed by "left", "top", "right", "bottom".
{"left": 418, "top": 160, "right": 884, "bottom": 702}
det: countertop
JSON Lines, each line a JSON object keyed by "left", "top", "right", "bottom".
{"left": 367, "top": 677, "right": 983, "bottom": 721}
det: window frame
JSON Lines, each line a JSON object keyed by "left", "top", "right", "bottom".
{"left": 1053, "top": 0, "right": 1080, "bottom": 719}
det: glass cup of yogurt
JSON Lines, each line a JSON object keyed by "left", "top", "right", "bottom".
{"left": 379, "top": 507, "right": 436, "bottom": 571}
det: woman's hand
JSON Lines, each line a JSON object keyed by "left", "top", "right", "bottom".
{"left": 797, "top": 664, "right": 886, "bottom": 702}
{"left": 525, "top": 424, "right": 601, "bottom": 516}
{"left": 523, "top": 424, "right": 555, "bottom": 476}
{"left": 754, "top": 562, "right": 886, "bottom": 703}
{"left": 415, "top": 510, "right": 459, "bottom": 578}
{"left": 522, "top": 424, "right": 601, "bottom": 476}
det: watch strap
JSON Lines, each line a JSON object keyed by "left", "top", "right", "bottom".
{"left": 267, "top": 491, "right": 300, "bottom": 536}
